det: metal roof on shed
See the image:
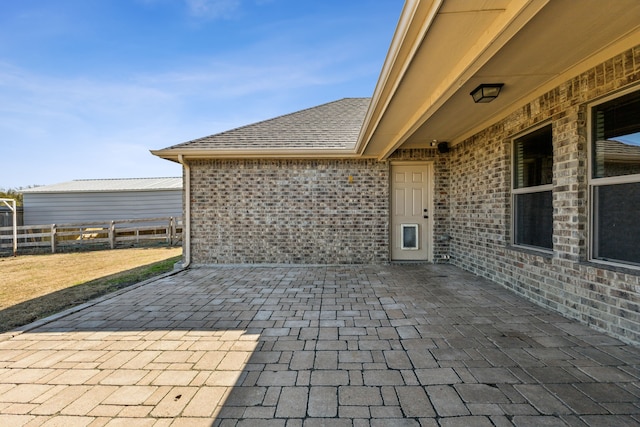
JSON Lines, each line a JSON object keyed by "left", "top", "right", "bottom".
{"left": 22, "top": 177, "right": 182, "bottom": 193}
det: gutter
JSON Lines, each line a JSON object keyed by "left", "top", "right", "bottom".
{"left": 150, "top": 148, "right": 369, "bottom": 162}
{"left": 177, "top": 154, "right": 191, "bottom": 269}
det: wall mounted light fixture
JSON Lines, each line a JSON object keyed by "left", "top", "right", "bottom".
{"left": 470, "top": 83, "right": 504, "bottom": 103}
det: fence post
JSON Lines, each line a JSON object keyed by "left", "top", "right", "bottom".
{"left": 51, "top": 224, "right": 57, "bottom": 253}
{"left": 169, "top": 217, "right": 175, "bottom": 246}
{"left": 109, "top": 221, "right": 116, "bottom": 249}
{"left": 12, "top": 202, "right": 17, "bottom": 257}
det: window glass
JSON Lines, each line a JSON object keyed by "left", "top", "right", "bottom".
{"left": 514, "top": 126, "right": 553, "bottom": 189}
{"left": 514, "top": 191, "right": 553, "bottom": 249}
{"left": 513, "top": 125, "right": 553, "bottom": 251}
{"left": 591, "top": 89, "right": 640, "bottom": 267}
{"left": 593, "top": 182, "right": 640, "bottom": 266}
{"left": 402, "top": 224, "right": 418, "bottom": 249}
{"left": 592, "top": 91, "right": 640, "bottom": 178}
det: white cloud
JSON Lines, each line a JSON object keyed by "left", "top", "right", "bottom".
{"left": 184, "top": 0, "right": 241, "bottom": 20}
{"left": 0, "top": 14, "right": 383, "bottom": 188}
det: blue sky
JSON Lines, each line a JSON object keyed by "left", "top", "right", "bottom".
{"left": 0, "top": 0, "right": 402, "bottom": 189}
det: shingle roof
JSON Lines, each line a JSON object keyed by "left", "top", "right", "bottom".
{"left": 157, "top": 98, "right": 371, "bottom": 154}
{"left": 603, "top": 139, "right": 640, "bottom": 160}
{"left": 22, "top": 177, "right": 182, "bottom": 193}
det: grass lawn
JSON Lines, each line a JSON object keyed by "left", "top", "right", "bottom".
{"left": 0, "top": 247, "right": 182, "bottom": 333}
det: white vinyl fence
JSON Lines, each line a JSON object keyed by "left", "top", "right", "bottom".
{"left": 0, "top": 217, "right": 182, "bottom": 255}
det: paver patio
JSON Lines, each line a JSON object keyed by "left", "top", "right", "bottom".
{"left": 0, "top": 264, "right": 638, "bottom": 426}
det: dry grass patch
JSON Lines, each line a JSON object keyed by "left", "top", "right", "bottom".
{"left": 0, "top": 247, "right": 182, "bottom": 332}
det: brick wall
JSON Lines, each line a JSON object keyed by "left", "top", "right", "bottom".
{"left": 188, "top": 158, "right": 389, "bottom": 264}
{"left": 446, "top": 46, "right": 640, "bottom": 345}
{"left": 183, "top": 47, "right": 639, "bottom": 344}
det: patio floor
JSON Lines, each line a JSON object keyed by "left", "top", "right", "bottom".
{"left": 0, "top": 264, "right": 638, "bottom": 426}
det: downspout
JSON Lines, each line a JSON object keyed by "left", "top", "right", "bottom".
{"left": 177, "top": 154, "right": 191, "bottom": 269}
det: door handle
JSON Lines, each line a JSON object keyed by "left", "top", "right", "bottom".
{"left": 423, "top": 208, "right": 428, "bottom": 219}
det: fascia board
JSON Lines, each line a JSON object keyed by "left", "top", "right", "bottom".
{"left": 149, "top": 148, "right": 376, "bottom": 161}
{"left": 355, "top": 0, "right": 442, "bottom": 155}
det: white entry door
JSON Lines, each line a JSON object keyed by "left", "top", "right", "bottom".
{"left": 391, "top": 163, "right": 433, "bottom": 261}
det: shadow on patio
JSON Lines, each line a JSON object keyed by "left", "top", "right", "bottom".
{"left": 0, "top": 264, "right": 638, "bottom": 426}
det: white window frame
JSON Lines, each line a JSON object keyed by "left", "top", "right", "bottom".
{"left": 587, "top": 84, "right": 640, "bottom": 269}
{"left": 511, "top": 123, "right": 554, "bottom": 254}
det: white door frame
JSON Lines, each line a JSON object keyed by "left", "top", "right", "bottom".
{"left": 390, "top": 161, "right": 434, "bottom": 262}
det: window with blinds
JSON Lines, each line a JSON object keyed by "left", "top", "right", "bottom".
{"left": 591, "top": 88, "right": 640, "bottom": 267}
{"left": 512, "top": 125, "right": 553, "bottom": 250}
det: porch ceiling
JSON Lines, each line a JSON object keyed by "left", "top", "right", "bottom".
{"left": 359, "top": 0, "right": 640, "bottom": 159}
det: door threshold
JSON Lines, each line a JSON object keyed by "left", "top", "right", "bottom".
{"left": 391, "top": 260, "right": 432, "bottom": 265}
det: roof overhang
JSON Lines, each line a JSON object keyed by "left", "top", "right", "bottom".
{"left": 357, "top": 0, "right": 640, "bottom": 159}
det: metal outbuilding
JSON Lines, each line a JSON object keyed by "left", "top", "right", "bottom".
{"left": 21, "top": 177, "right": 182, "bottom": 225}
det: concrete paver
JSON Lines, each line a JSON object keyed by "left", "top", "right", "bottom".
{"left": 0, "top": 264, "right": 638, "bottom": 426}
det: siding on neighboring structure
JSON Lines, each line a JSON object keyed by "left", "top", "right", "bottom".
{"left": 23, "top": 190, "right": 182, "bottom": 225}
{"left": 0, "top": 206, "right": 23, "bottom": 227}
{"left": 22, "top": 178, "right": 183, "bottom": 225}
{"left": 189, "top": 158, "right": 389, "bottom": 264}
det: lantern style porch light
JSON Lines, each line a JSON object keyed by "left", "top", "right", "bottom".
{"left": 470, "top": 83, "right": 504, "bottom": 103}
